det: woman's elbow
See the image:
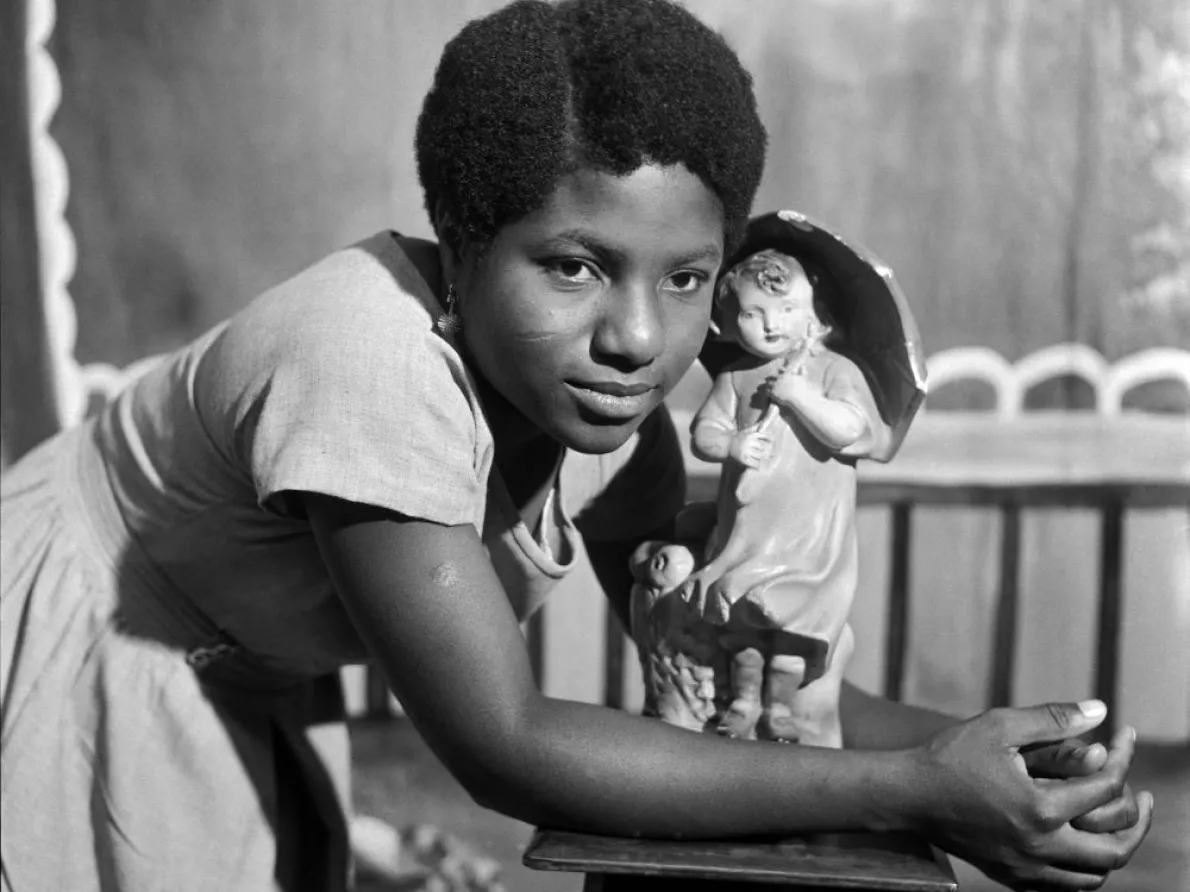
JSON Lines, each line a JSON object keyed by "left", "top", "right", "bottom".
{"left": 440, "top": 698, "right": 552, "bottom": 822}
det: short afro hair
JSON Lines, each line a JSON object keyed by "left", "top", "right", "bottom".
{"left": 415, "top": 0, "right": 767, "bottom": 254}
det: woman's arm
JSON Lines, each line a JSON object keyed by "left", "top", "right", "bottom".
{"left": 306, "top": 492, "right": 1148, "bottom": 890}
{"left": 840, "top": 680, "right": 958, "bottom": 749}
{"left": 309, "top": 494, "right": 909, "bottom": 837}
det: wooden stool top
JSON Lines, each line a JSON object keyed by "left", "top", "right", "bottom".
{"left": 524, "top": 828, "right": 958, "bottom": 891}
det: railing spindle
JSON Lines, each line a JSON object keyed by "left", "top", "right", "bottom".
{"left": 1095, "top": 499, "right": 1125, "bottom": 739}
{"left": 884, "top": 502, "right": 913, "bottom": 701}
{"left": 527, "top": 606, "right": 546, "bottom": 689}
{"left": 989, "top": 503, "right": 1021, "bottom": 708}
{"left": 603, "top": 607, "right": 625, "bottom": 709}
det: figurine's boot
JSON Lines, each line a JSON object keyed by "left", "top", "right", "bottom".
{"left": 718, "top": 647, "right": 766, "bottom": 739}
{"left": 764, "top": 623, "right": 854, "bottom": 749}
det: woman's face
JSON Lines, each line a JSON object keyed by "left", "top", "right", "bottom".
{"left": 452, "top": 163, "right": 724, "bottom": 454}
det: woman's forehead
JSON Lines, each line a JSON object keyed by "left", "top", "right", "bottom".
{"left": 510, "top": 164, "right": 725, "bottom": 262}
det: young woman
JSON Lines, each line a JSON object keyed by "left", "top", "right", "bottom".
{"left": 0, "top": 1, "right": 1150, "bottom": 890}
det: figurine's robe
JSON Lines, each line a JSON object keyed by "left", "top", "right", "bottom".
{"left": 683, "top": 350, "right": 884, "bottom": 686}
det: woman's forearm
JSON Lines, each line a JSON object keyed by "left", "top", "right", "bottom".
{"left": 840, "top": 681, "right": 959, "bottom": 750}
{"left": 457, "top": 693, "right": 923, "bottom": 839}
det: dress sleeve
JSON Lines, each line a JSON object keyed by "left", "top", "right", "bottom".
{"left": 566, "top": 407, "right": 688, "bottom": 544}
{"left": 198, "top": 242, "right": 488, "bottom": 525}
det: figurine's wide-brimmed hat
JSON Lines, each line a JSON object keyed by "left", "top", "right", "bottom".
{"left": 704, "top": 210, "right": 928, "bottom": 462}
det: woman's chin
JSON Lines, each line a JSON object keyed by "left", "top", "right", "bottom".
{"left": 554, "top": 410, "right": 651, "bottom": 455}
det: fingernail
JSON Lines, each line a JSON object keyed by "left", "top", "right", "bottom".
{"left": 1078, "top": 699, "right": 1107, "bottom": 719}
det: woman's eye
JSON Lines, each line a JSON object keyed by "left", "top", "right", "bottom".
{"left": 546, "top": 258, "right": 599, "bottom": 284}
{"left": 663, "top": 271, "right": 707, "bottom": 295}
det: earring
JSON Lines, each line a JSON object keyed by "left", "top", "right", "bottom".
{"left": 437, "top": 283, "right": 463, "bottom": 336}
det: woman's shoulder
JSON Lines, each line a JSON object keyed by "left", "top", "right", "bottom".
{"left": 193, "top": 233, "right": 490, "bottom": 523}
{"left": 193, "top": 230, "right": 480, "bottom": 451}
{"left": 203, "top": 232, "right": 457, "bottom": 380}
{"left": 255, "top": 232, "right": 440, "bottom": 334}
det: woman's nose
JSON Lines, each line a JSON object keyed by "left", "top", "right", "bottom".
{"left": 592, "top": 285, "right": 665, "bottom": 369}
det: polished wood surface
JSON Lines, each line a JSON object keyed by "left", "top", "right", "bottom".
{"left": 525, "top": 828, "right": 957, "bottom": 891}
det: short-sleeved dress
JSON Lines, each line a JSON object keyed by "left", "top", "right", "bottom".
{"left": 0, "top": 232, "right": 684, "bottom": 892}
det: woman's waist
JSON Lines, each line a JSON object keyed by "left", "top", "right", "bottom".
{"left": 52, "top": 421, "right": 329, "bottom": 692}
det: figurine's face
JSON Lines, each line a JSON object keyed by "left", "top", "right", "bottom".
{"left": 734, "top": 276, "right": 816, "bottom": 359}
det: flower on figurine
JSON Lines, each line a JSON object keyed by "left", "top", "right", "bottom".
{"left": 755, "top": 260, "right": 790, "bottom": 295}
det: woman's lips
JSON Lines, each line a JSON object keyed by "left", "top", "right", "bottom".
{"left": 566, "top": 380, "right": 657, "bottom": 421}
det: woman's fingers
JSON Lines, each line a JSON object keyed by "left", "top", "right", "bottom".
{"left": 997, "top": 866, "right": 1111, "bottom": 892}
{"left": 987, "top": 792, "right": 1154, "bottom": 891}
{"left": 1023, "top": 739, "right": 1107, "bottom": 779}
{"left": 1071, "top": 784, "right": 1140, "bottom": 833}
{"left": 1037, "top": 725, "right": 1136, "bottom": 826}
{"left": 990, "top": 701, "right": 1108, "bottom": 750}
{"left": 1046, "top": 791, "right": 1155, "bottom": 874}
{"left": 927, "top": 707, "right": 1151, "bottom": 891}
{"left": 1030, "top": 727, "right": 1143, "bottom": 833}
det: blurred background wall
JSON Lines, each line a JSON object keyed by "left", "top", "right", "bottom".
{"left": 4, "top": 0, "right": 1188, "bottom": 736}
{"left": 41, "top": 0, "right": 1190, "bottom": 374}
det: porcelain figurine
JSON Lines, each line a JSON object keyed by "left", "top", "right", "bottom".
{"left": 630, "top": 211, "right": 928, "bottom": 748}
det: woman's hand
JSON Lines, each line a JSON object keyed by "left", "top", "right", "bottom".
{"left": 911, "top": 702, "right": 1153, "bottom": 891}
{"left": 1023, "top": 726, "right": 1148, "bottom": 834}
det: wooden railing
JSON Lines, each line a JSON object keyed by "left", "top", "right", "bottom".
{"left": 822, "top": 411, "right": 1187, "bottom": 737}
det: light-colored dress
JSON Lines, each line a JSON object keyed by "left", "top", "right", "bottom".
{"left": 0, "top": 233, "right": 684, "bottom": 892}
{"left": 684, "top": 350, "right": 883, "bottom": 684}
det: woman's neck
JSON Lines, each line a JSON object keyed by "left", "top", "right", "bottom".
{"left": 394, "top": 233, "right": 563, "bottom": 509}
{"left": 471, "top": 371, "right": 561, "bottom": 511}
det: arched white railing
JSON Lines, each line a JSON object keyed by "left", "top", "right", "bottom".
{"left": 926, "top": 343, "right": 1190, "bottom": 416}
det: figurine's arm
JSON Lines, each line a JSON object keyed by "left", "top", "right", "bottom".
{"left": 768, "top": 374, "right": 868, "bottom": 451}
{"left": 689, "top": 369, "right": 740, "bottom": 463}
{"left": 769, "top": 355, "right": 885, "bottom": 456}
